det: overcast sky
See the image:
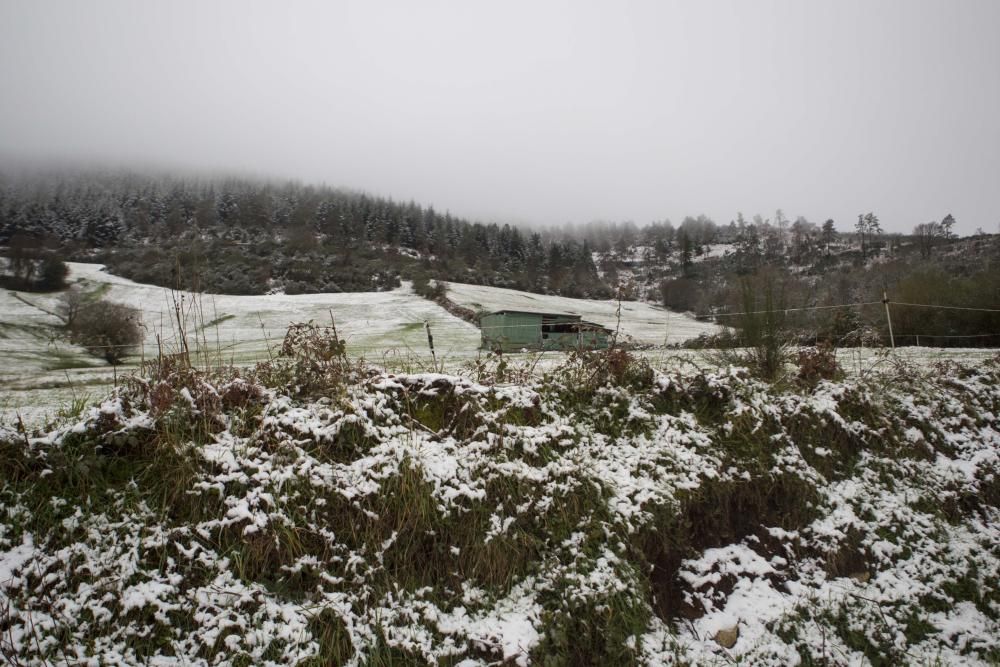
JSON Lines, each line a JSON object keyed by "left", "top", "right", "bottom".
{"left": 1, "top": 0, "right": 998, "bottom": 234}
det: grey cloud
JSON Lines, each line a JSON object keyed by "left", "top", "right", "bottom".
{"left": 1, "top": 0, "right": 997, "bottom": 234}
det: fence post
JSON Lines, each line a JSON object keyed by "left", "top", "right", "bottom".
{"left": 425, "top": 321, "right": 437, "bottom": 368}
{"left": 882, "top": 290, "right": 896, "bottom": 350}
{"left": 328, "top": 309, "right": 340, "bottom": 346}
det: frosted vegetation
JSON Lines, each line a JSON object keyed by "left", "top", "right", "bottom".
{"left": 1, "top": 325, "right": 997, "bottom": 665}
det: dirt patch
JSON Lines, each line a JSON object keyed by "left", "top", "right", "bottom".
{"left": 639, "top": 474, "right": 819, "bottom": 621}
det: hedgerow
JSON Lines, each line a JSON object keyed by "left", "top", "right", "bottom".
{"left": 1, "top": 340, "right": 997, "bottom": 665}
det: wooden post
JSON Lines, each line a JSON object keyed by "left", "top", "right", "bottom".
{"left": 425, "top": 321, "right": 437, "bottom": 368}
{"left": 882, "top": 290, "right": 895, "bottom": 350}
{"left": 328, "top": 309, "right": 341, "bottom": 346}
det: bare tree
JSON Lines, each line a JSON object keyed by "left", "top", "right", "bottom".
{"left": 913, "top": 221, "right": 940, "bottom": 259}
{"left": 940, "top": 213, "right": 956, "bottom": 239}
{"left": 855, "top": 212, "right": 881, "bottom": 259}
{"left": 69, "top": 299, "right": 143, "bottom": 364}
{"left": 914, "top": 216, "right": 956, "bottom": 259}
{"left": 57, "top": 286, "right": 87, "bottom": 328}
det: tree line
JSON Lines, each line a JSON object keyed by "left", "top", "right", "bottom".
{"left": 0, "top": 170, "right": 609, "bottom": 297}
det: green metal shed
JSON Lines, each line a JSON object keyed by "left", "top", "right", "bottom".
{"left": 479, "top": 310, "right": 611, "bottom": 351}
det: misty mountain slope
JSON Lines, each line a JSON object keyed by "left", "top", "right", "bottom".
{"left": 0, "top": 170, "right": 612, "bottom": 299}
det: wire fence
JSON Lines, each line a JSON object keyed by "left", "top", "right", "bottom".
{"left": 3, "top": 298, "right": 1000, "bottom": 361}
{"left": 889, "top": 302, "right": 1000, "bottom": 314}
{"left": 706, "top": 301, "right": 884, "bottom": 318}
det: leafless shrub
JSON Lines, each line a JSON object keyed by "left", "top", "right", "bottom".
{"left": 464, "top": 349, "right": 543, "bottom": 385}
{"left": 127, "top": 353, "right": 265, "bottom": 437}
{"left": 68, "top": 299, "right": 143, "bottom": 364}
{"left": 57, "top": 286, "right": 87, "bottom": 328}
{"left": 561, "top": 347, "right": 654, "bottom": 392}
{"left": 839, "top": 325, "right": 883, "bottom": 348}
{"left": 257, "top": 321, "right": 365, "bottom": 396}
{"left": 796, "top": 341, "right": 842, "bottom": 387}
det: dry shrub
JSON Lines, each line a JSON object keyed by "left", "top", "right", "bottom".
{"left": 563, "top": 347, "right": 654, "bottom": 393}
{"left": 218, "top": 377, "right": 266, "bottom": 410}
{"left": 128, "top": 354, "right": 264, "bottom": 435}
{"left": 69, "top": 299, "right": 143, "bottom": 364}
{"left": 257, "top": 322, "right": 364, "bottom": 396}
{"left": 839, "top": 325, "right": 883, "bottom": 348}
{"left": 279, "top": 322, "right": 346, "bottom": 361}
{"left": 601, "top": 348, "right": 655, "bottom": 387}
{"left": 464, "top": 350, "right": 542, "bottom": 385}
{"left": 796, "top": 341, "right": 842, "bottom": 387}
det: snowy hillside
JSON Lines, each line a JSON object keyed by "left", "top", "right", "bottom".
{"left": 4, "top": 263, "right": 998, "bottom": 425}
{"left": 0, "top": 263, "right": 480, "bottom": 423}
{"left": 61, "top": 263, "right": 480, "bottom": 359}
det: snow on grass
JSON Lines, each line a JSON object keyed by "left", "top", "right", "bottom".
{"left": 1, "top": 263, "right": 481, "bottom": 424}
{"left": 444, "top": 280, "right": 720, "bottom": 345}
{"left": 1, "top": 264, "right": 719, "bottom": 424}
{"left": 3, "top": 263, "right": 997, "bottom": 427}
{"left": 0, "top": 282, "right": 108, "bottom": 425}
{"left": 65, "top": 262, "right": 481, "bottom": 363}
{"left": 692, "top": 243, "right": 733, "bottom": 261}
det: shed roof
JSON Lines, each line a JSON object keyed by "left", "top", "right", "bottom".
{"left": 578, "top": 320, "right": 613, "bottom": 333}
{"left": 484, "top": 309, "right": 582, "bottom": 319}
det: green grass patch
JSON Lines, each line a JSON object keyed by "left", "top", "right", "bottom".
{"left": 43, "top": 349, "right": 98, "bottom": 371}
{"left": 0, "top": 320, "right": 57, "bottom": 340}
{"left": 199, "top": 313, "right": 237, "bottom": 330}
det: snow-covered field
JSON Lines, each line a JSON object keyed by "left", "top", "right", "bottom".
{"left": 0, "top": 263, "right": 472, "bottom": 423}
{"left": 2, "top": 264, "right": 716, "bottom": 424}
{"left": 0, "top": 280, "right": 112, "bottom": 426}
{"left": 3, "top": 264, "right": 997, "bottom": 426}
{"left": 61, "top": 262, "right": 483, "bottom": 360}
